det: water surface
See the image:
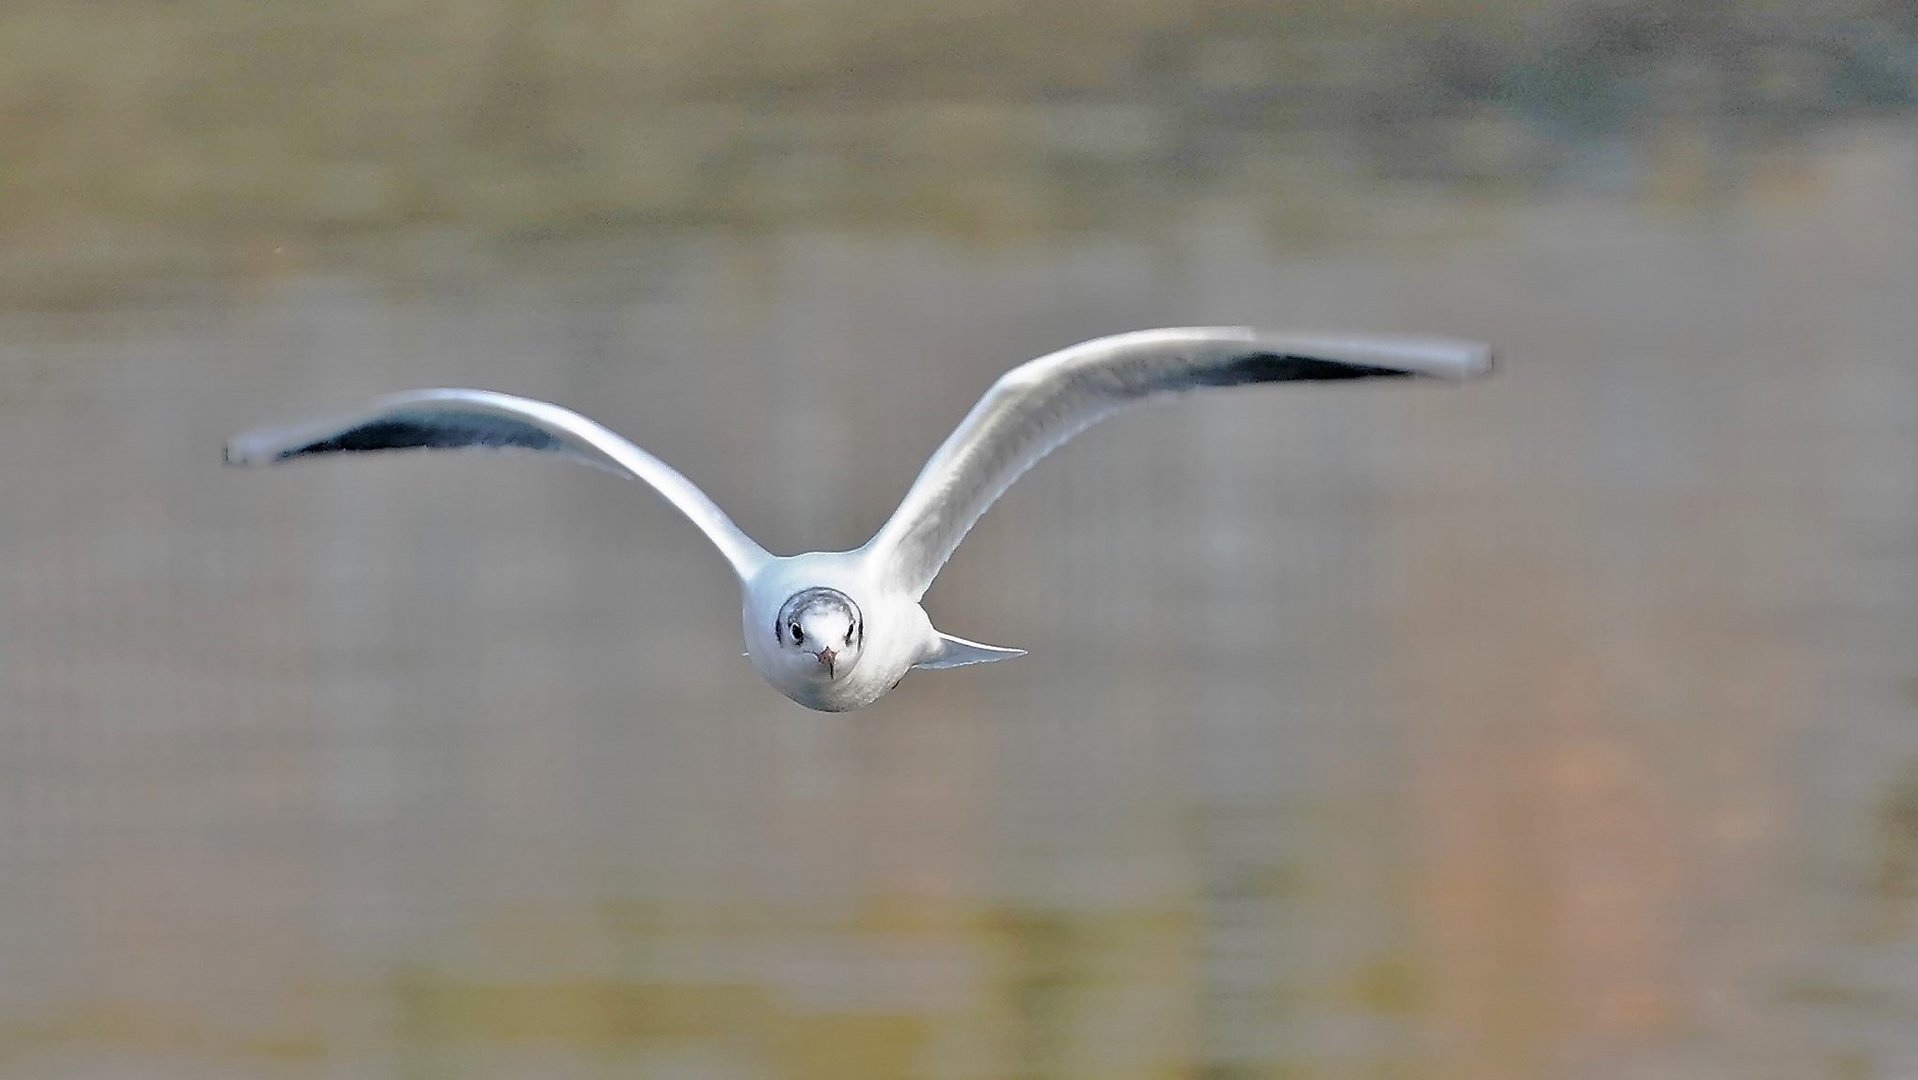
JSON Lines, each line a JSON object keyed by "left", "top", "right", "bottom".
{"left": 0, "top": 126, "right": 1915, "bottom": 1079}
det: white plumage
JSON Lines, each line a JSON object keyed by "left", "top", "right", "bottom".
{"left": 227, "top": 327, "right": 1493, "bottom": 710}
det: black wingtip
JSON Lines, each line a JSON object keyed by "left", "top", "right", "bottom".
{"left": 1192, "top": 353, "right": 1418, "bottom": 388}
{"left": 305, "top": 416, "right": 561, "bottom": 455}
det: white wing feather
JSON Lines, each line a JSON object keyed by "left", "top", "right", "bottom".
{"left": 862, "top": 327, "right": 1493, "bottom": 597}
{"left": 225, "top": 388, "right": 770, "bottom": 580}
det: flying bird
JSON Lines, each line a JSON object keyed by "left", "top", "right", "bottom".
{"left": 226, "top": 327, "right": 1493, "bottom": 710}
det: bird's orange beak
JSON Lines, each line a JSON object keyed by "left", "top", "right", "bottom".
{"left": 815, "top": 647, "right": 837, "bottom": 678}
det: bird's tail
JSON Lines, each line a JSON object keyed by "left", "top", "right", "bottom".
{"left": 914, "top": 632, "right": 1026, "bottom": 671}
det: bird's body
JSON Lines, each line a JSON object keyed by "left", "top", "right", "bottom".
{"left": 227, "top": 327, "right": 1493, "bottom": 710}
{"left": 739, "top": 553, "right": 920, "bottom": 711}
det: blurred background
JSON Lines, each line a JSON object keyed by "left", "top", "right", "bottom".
{"left": 1, "top": 1, "right": 1916, "bottom": 1077}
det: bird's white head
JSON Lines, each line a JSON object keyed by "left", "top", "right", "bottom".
{"left": 772, "top": 587, "right": 864, "bottom": 681}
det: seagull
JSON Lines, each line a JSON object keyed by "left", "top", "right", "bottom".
{"left": 226, "top": 327, "right": 1492, "bottom": 711}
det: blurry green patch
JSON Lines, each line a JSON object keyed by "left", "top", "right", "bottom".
{"left": 1827, "top": 1049, "right": 1875, "bottom": 1080}
{"left": 1773, "top": 973, "right": 1906, "bottom": 1015}
{"left": 778, "top": 1013, "right": 931, "bottom": 1080}
{"left": 987, "top": 906, "right": 1196, "bottom": 1078}
{"left": 379, "top": 899, "right": 972, "bottom": 1076}
{"left": 1329, "top": 954, "right": 1426, "bottom": 1016}
{"left": 1873, "top": 760, "right": 1918, "bottom": 904}
{"left": 1211, "top": 859, "right": 1314, "bottom": 904}
{"left": 380, "top": 971, "right": 939, "bottom": 1079}
{"left": 389, "top": 972, "right": 770, "bottom": 1043}
{"left": 0, "top": 0, "right": 1910, "bottom": 302}
{"left": 0, "top": 998, "right": 326, "bottom": 1065}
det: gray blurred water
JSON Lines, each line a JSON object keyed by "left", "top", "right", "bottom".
{"left": 0, "top": 123, "right": 1915, "bottom": 1079}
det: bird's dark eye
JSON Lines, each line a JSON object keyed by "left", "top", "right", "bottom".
{"left": 789, "top": 622, "right": 804, "bottom": 644}
{"left": 845, "top": 624, "right": 856, "bottom": 646}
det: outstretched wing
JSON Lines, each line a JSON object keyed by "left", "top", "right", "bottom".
{"left": 862, "top": 327, "right": 1493, "bottom": 597}
{"left": 225, "top": 388, "right": 771, "bottom": 580}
